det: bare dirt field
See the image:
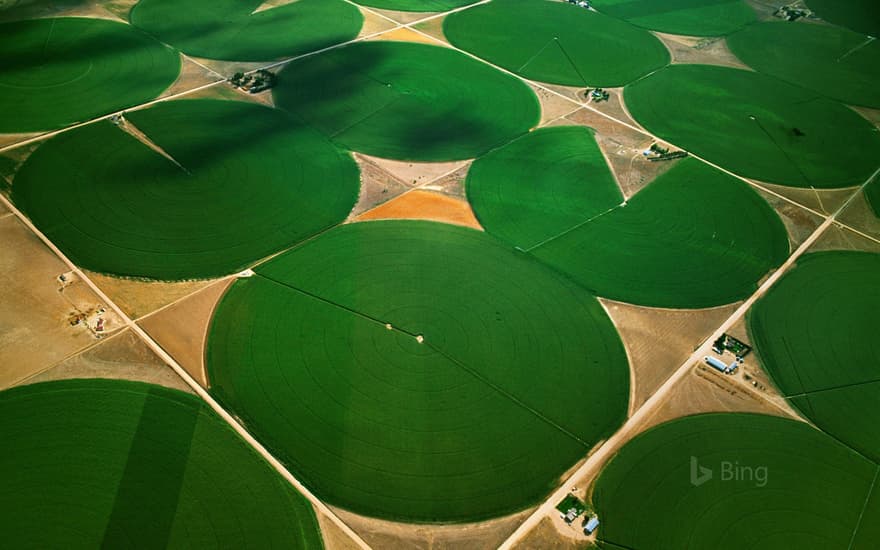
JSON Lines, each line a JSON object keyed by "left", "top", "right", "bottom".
{"left": 316, "top": 512, "right": 363, "bottom": 550}
{"left": 421, "top": 163, "right": 471, "bottom": 199}
{"left": 558, "top": 108, "right": 677, "bottom": 199}
{"left": 159, "top": 56, "right": 224, "bottom": 99}
{"left": 751, "top": 187, "right": 825, "bottom": 250}
{"left": 364, "top": 7, "right": 435, "bottom": 26}
{"left": 837, "top": 191, "right": 880, "bottom": 240}
{"left": 599, "top": 298, "right": 739, "bottom": 414}
{"left": 372, "top": 27, "right": 440, "bottom": 45}
{"left": 138, "top": 277, "right": 236, "bottom": 388}
{"left": 513, "top": 516, "right": 594, "bottom": 550}
{"left": 532, "top": 84, "right": 581, "bottom": 126}
{"left": 333, "top": 506, "right": 534, "bottom": 550}
{"left": 809, "top": 222, "right": 880, "bottom": 254}
{"left": 87, "top": 271, "right": 216, "bottom": 320}
{"left": 0, "top": 215, "right": 111, "bottom": 388}
{"left": 354, "top": 189, "right": 483, "bottom": 229}
{"left": 412, "top": 17, "right": 447, "bottom": 44}
{"left": 359, "top": 9, "right": 398, "bottom": 38}
{"left": 348, "top": 154, "right": 412, "bottom": 218}
{"left": 0, "top": 132, "right": 42, "bottom": 151}
{"left": 754, "top": 181, "right": 855, "bottom": 215}
{"left": 23, "top": 328, "right": 192, "bottom": 392}
{"left": 362, "top": 154, "right": 469, "bottom": 188}
{"left": 654, "top": 33, "right": 751, "bottom": 70}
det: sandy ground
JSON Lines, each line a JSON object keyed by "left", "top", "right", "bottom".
{"left": 599, "top": 298, "right": 740, "bottom": 414}
{"left": 138, "top": 277, "right": 235, "bottom": 388}
{"left": 751, "top": 186, "right": 825, "bottom": 250}
{"left": 332, "top": 506, "right": 535, "bottom": 550}
{"left": 837, "top": 191, "right": 880, "bottom": 241}
{"left": 0, "top": 132, "right": 42, "bottom": 151}
{"left": 361, "top": 154, "right": 469, "bottom": 188}
{"left": 753, "top": 181, "right": 856, "bottom": 216}
{"left": 532, "top": 84, "right": 581, "bottom": 126}
{"left": 513, "top": 516, "right": 594, "bottom": 550}
{"left": 354, "top": 189, "right": 483, "bottom": 229}
{"left": 0, "top": 216, "right": 114, "bottom": 389}
{"left": 160, "top": 56, "right": 225, "bottom": 99}
{"left": 253, "top": 0, "right": 299, "bottom": 14}
{"left": 558, "top": 107, "right": 678, "bottom": 199}
{"left": 87, "top": 271, "right": 217, "bottom": 320}
{"left": 317, "top": 512, "right": 363, "bottom": 550}
{"left": 412, "top": 17, "right": 447, "bottom": 44}
{"left": 22, "top": 328, "right": 193, "bottom": 393}
{"left": 0, "top": 201, "right": 8, "bottom": 215}
{"left": 358, "top": 8, "right": 398, "bottom": 38}
{"left": 189, "top": 57, "right": 271, "bottom": 80}
{"left": 362, "top": 7, "right": 436, "bottom": 25}
{"left": 371, "top": 27, "right": 439, "bottom": 45}
{"left": 422, "top": 163, "right": 471, "bottom": 199}
{"left": 348, "top": 155, "right": 413, "bottom": 217}
{"left": 809, "top": 222, "right": 880, "bottom": 254}
{"left": 654, "top": 32, "right": 751, "bottom": 70}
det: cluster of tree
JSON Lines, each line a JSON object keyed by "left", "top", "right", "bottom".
{"left": 229, "top": 69, "right": 277, "bottom": 94}
{"left": 773, "top": 5, "right": 810, "bottom": 21}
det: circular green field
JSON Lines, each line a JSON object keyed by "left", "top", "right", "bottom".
{"left": 624, "top": 64, "right": 880, "bottom": 188}
{"left": 444, "top": 0, "right": 669, "bottom": 87}
{"left": 593, "top": 413, "right": 880, "bottom": 549}
{"left": 466, "top": 126, "right": 624, "bottom": 249}
{"left": 272, "top": 41, "right": 539, "bottom": 161}
{"left": 352, "top": 0, "right": 477, "bottom": 11}
{"left": 467, "top": 131, "right": 789, "bottom": 308}
{"left": 749, "top": 251, "right": 880, "bottom": 462}
{"left": 0, "top": 17, "right": 179, "bottom": 133}
{"left": 12, "top": 99, "right": 359, "bottom": 280}
{"left": 207, "top": 220, "right": 629, "bottom": 522}
{"left": 728, "top": 21, "right": 880, "bottom": 108}
{"left": 0, "top": 379, "right": 322, "bottom": 549}
{"left": 591, "top": 0, "right": 756, "bottom": 36}
{"left": 807, "top": 0, "right": 880, "bottom": 38}
{"left": 131, "top": 0, "right": 362, "bottom": 61}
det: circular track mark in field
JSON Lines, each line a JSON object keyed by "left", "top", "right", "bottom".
{"left": 12, "top": 99, "right": 359, "bottom": 280}
{"left": 728, "top": 21, "right": 880, "bottom": 109}
{"left": 352, "top": 0, "right": 478, "bottom": 11}
{"left": 444, "top": 0, "right": 669, "bottom": 87}
{"left": 593, "top": 413, "right": 880, "bottom": 549}
{"left": 131, "top": 0, "right": 362, "bottom": 61}
{"left": 207, "top": 220, "right": 629, "bottom": 522}
{"left": 0, "top": 379, "right": 322, "bottom": 549}
{"left": 806, "top": 0, "right": 880, "bottom": 38}
{"left": 272, "top": 41, "right": 540, "bottom": 161}
{"left": 0, "top": 17, "right": 179, "bottom": 133}
{"left": 624, "top": 64, "right": 880, "bottom": 188}
{"left": 591, "top": 0, "right": 756, "bottom": 37}
{"left": 468, "top": 133, "right": 789, "bottom": 308}
{"left": 749, "top": 251, "right": 880, "bottom": 462}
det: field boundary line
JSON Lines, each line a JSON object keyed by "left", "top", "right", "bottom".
{"left": 0, "top": 193, "right": 374, "bottom": 550}
{"left": 524, "top": 202, "right": 623, "bottom": 252}
{"left": 785, "top": 376, "right": 880, "bottom": 399}
{"left": 832, "top": 220, "right": 880, "bottom": 247}
{"left": 497, "top": 164, "right": 880, "bottom": 549}
{"left": 848, "top": 465, "right": 879, "bottom": 550}
{"left": 133, "top": 275, "right": 237, "bottom": 322}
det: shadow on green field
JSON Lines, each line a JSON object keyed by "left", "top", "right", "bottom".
{"left": 99, "top": 388, "right": 200, "bottom": 549}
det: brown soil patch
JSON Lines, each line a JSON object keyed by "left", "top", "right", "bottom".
{"left": 22, "top": 328, "right": 192, "bottom": 393}
{"left": 188, "top": 58, "right": 270, "bottom": 79}
{"left": 412, "top": 17, "right": 448, "bottom": 44}
{"left": 173, "top": 83, "right": 244, "bottom": 102}
{"left": 358, "top": 8, "right": 398, "bottom": 37}
{"left": 253, "top": 0, "right": 299, "bottom": 14}
{"left": 138, "top": 277, "right": 235, "bottom": 388}
{"left": 837, "top": 191, "right": 880, "bottom": 241}
{"left": 100, "top": 0, "right": 138, "bottom": 21}
{"left": 423, "top": 163, "right": 471, "bottom": 199}
{"left": 751, "top": 186, "right": 825, "bottom": 250}
{"left": 599, "top": 298, "right": 739, "bottom": 414}
{"left": 0, "top": 202, "right": 8, "bottom": 215}
{"left": 86, "top": 271, "right": 216, "bottom": 320}
{"left": 809, "top": 222, "right": 880, "bottom": 254}
{"left": 532, "top": 85, "right": 580, "bottom": 126}
{"left": 654, "top": 33, "right": 751, "bottom": 70}
{"left": 0, "top": 132, "right": 42, "bottom": 151}
{"left": 160, "top": 56, "right": 224, "bottom": 99}
{"left": 560, "top": 108, "right": 676, "bottom": 199}
{"left": 372, "top": 27, "right": 439, "bottom": 45}
{"left": 362, "top": 7, "right": 434, "bottom": 25}
{"left": 316, "top": 512, "right": 363, "bottom": 550}
{"left": 332, "top": 506, "right": 534, "bottom": 550}
{"left": 539, "top": 83, "right": 585, "bottom": 104}
{"left": 513, "top": 516, "right": 595, "bottom": 550}
{"left": 354, "top": 189, "right": 482, "bottom": 229}
{"left": 753, "top": 181, "right": 855, "bottom": 215}
{"left": 0, "top": 215, "right": 106, "bottom": 389}
{"left": 348, "top": 154, "right": 411, "bottom": 217}
{"left": 360, "top": 154, "right": 469, "bottom": 188}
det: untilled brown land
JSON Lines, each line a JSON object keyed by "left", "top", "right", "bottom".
{"left": 349, "top": 155, "right": 412, "bottom": 218}
{"left": 0, "top": 215, "right": 110, "bottom": 388}
{"left": 358, "top": 8, "right": 398, "bottom": 38}
{"left": 354, "top": 189, "right": 483, "bottom": 229}
{"left": 837, "top": 191, "right": 880, "bottom": 240}
{"left": 361, "top": 154, "right": 469, "bottom": 189}
{"left": 752, "top": 186, "right": 825, "bottom": 250}
{"left": 365, "top": 7, "right": 435, "bottom": 25}
{"left": 333, "top": 506, "right": 535, "bottom": 550}
{"left": 316, "top": 512, "right": 363, "bottom": 550}
{"left": 810, "top": 222, "right": 880, "bottom": 254}
{"left": 160, "top": 56, "right": 224, "bottom": 99}
{"left": 754, "top": 181, "right": 855, "bottom": 216}
{"left": 138, "top": 277, "right": 235, "bottom": 388}
{"left": 655, "top": 33, "right": 751, "bottom": 70}
{"left": 421, "top": 164, "right": 471, "bottom": 199}
{"left": 23, "top": 328, "right": 192, "bottom": 393}
{"left": 533, "top": 84, "right": 581, "bottom": 126}
{"left": 87, "top": 271, "right": 217, "bottom": 320}
{"left": 372, "top": 27, "right": 441, "bottom": 45}
{"left": 412, "top": 17, "right": 447, "bottom": 44}
{"left": 513, "top": 516, "right": 594, "bottom": 550}
{"left": 599, "top": 298, "right": 739, "bottom": 414}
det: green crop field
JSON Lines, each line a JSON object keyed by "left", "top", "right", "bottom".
{"left": 748, "top": 251, "right": 880, "bottom": 462}
{"left": 130, "top": 0, "right": 362, "bottom": 61}
{"left": 12, "top": 99, "right": 359, "bottom": 280}
{"left": 0, "top": 17, "right": 179, "bottom": 133}
{"left": 591, "top": 0, "right": 756, "bottom": 36}
{"left": 624, "top": 64, "right": 880, "bottom": 188}
{"left": 444, "top": 0, "right": 669, "bottom": 87}
{"left": 353, "top": 0, "right": 478, "bottom": 11}
{"left": 593, "top": 413, "right": 880, "bottom": 550}
{"left": 467, "top": 126, "right": 623, "bottom": 249}
{"left": 523, "top": 157, "right": 788, "bottom": 308}
{"left": 866, "top": 179, "right": 880, "bottom": 218}
{"left": 807, "top": 0, "right": 880, "bottom": 38}
{"left": 728, "top": 21, "right": 880, "bottom": 109}
{"left": 207, "top": 220, "right": 629, "bottom": 522}
{"left": 272, "top": 41, "right": 539, "bottom": 161}
{"left": 0, "top": 379, "right": 322, "bottom": 549}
